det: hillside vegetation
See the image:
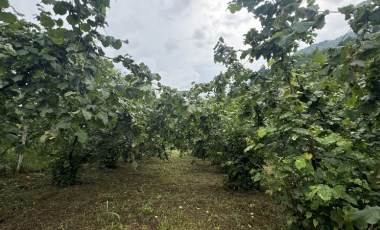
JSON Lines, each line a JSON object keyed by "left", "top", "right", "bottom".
{"left": 296, "top": 32, "right": 356, "bottom": 55}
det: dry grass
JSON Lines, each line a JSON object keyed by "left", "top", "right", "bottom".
{"left": 0, "top": 153, "right": 284, "bottom": 229}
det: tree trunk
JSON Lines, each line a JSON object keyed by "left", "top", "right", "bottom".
{"left": 16, "top": 125, "right": 28, "bottom": 173}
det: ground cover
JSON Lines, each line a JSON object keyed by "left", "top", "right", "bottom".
{"left": 0, "top": 154, "right": 284, "bottom": 229}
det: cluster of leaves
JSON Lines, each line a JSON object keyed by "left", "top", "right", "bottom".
{"left": 0, "top": 0, "right": 163, "bottom": 186}
{"left": 178, "top": 67, "right": 265, "bottom": 190}
{"left": 172, "top": 0, "right": 380, "bottom": 229}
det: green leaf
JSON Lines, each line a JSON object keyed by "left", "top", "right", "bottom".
{"left": 53, "top": 3, "right": 68, "bottom": 15}
{"left": 80, "top": 23, "right": 91, "bottom": 32}
{"left": 139, "top": 85, "right": 152, "bottom": 91}
{"left": 276, "top": 33, "right": 293, "bottom": 47}
{"left": 257, "top": 127, "right": 267, "bottom": 138}
{"left": 353, "top": 206, "right": 380, "bottom": 228}
{"left": 52, "top": 36, "right": 64, "bottom": 45}
{"left": 317, "top": 185, "right": 333, "bottom": 201}
{"left": 12, "top": 75, "right": 23, "bottom": 82}
{"left": 293, "top": 21, "right": 314, "bottom": 33}
{"left": 346, "top": 95, "right": 357, "bottom": 107}
{"left": 350, "top": 60, "right": 366, "bottom": 67}
{"left": 112, "top": 39, "right": 122, "bottom": 50}
{"left": 42, "top": 54, "right": 57, "bottom": 61}
{"left": 75, "top": 130, "right": 88, "bottom": 144}
{"left": 52, "top": 27, "right": 67, "bottom": 38}
{"left": 96, "top": 88, "right": 110, "bottom": 99}
{"left": 228, "top": 3, "right": 242, "bottom": 13}
{"left": 131, "top": 160, "right": 138, "bottom": 170}
{"left": 39, "top": 130, "right": 59, "bottom": 142}
{"left": 66, "top": 15, "right": 79, "bottom": 26}
{"left": 64, "top": 91, "right": 77, "bottom": 97}
{"left": 312, "top": 53, "right": 327, "bottom": 64}
{"left": 272, "top": 20, "right": 282, "bottom": 30}
{"left": 339, "top": 5, "right": 355, "bottom": 20}
{"left": 97, "top": 111, "right": 108, "bottom": 125}
{"left": 3, "top": 43, "right": 17, "bottom": 56}
{"left": 0, "top": 80, "right": 9, "bottom": 89}
{"left": 64, "top": 31, "right": 77, "bottom": 41}
{"left": 42, "top": 0, "right": 56, "bottom": 4}
{"left": 40, "top": 14, "right": 55, "bottom": 28}
{"left": 336, "top": 139, "right": 352, "bottom": 151}
{"left": 56, "top": 121, "right": 71, "bottom": 129}
{"left": 316, "top": 133, "right": 340, "bottom": 146}
{"left": 266, "top": 126, "right": 277, "bottom": 133}
{"left": 271, "top": 30, "right": 287, "bottom": 39}
{"left": 313, "top": 219, "right": 319, "bottom": 227}
{"left": 0, "top": 12, "right": 17, "bottom": 23}
{"left": 40, "top": 107, "right": 54, "bottom": 117}
{"left": 82, "top": 110, "right": 93, "bottom": 121}
{"left": 244, "top": 144, "right": 255, "bottom": 153}
{"left": 292, "top": 128, "right": 309, "bottom": 135}
{"left": 99, "top": 35, "right": 110, "bottom": 47}
{"left": 100, "top": 6, "right": 107, "bottom": 15}
{"left": 187, "top": 105, "right": 197, "bottom": 114}
{"left": 252, "top": 173, "right": 262, "bottom": 182}
{"left": 0, "top": 0, "right": 9, "bottom": 9}
{"left": 106, "top": 36, "right": 116, "bottom": 45}
{"left": 295, "top": 158, "right": 307, "bottom": 170}
{"left": 57, "top": 82, "right": 69, "bottom": 90}
{"left": 5, "top": 134, "right": 18, "bottom": 142}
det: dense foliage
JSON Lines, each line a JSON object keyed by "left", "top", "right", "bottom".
{"left": 0, "top": 0, "right": 163, "bottom": 186}
{"left": 1, "top": 0, "right": 379, "bottom": 229}
{"left": 167, "top": 0, "right": 380, "bottom": 229}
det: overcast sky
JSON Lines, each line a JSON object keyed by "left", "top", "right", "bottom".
{"left": 10, "top": 0, "right": 360, "bottom": 90}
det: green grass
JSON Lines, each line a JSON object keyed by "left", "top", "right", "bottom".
{"left": 0, "top": 153, "right": 284, "bottom": 229}
{"left": 1, "top": 148, "right": 54, "bottom": 173}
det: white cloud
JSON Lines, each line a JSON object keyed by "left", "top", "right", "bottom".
{"left": 159, "top": 68, "right": 201, "bottom": 91}
{"left": 8, "top": 0, "right": 363, "bottom": 89}
{"left": 316, "top": 0, "right": 361, "bottom": 42}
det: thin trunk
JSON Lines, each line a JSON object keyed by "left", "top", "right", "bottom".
{"left": 69, "top": 136, "right": 79, "bottom": 162}
{"left": 16, "top": 125, "right": 28, "bottom": 173}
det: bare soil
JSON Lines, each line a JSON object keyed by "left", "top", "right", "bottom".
{"left": 0, "top": 155, "right": 284, "bottom": 230}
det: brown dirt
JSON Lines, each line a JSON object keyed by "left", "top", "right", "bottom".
{"left": 0, "top": 154, "right": 284, "bottom": 230}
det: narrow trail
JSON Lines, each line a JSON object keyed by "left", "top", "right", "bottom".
{"left": 0, "top": 155, "right": 284, "bottom": 229}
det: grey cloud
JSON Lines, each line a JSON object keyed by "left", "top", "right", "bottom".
{"left": 8, "top": 0, "right": 361, "bottom": 90}
{"left": 159, "top": 68, "right": 202, "bottom": 90}
{"left": 157, "top": 0, "right": 193, "bottom": 20}
{"left": 222, "top": 13, "right": 252, "bottom": 27}
{"left": 164, "top": 39, "right": 179, "bottom": 53}
{"left": 192, "top": 29, "right": 206, "bottom": 40}
{"left": 194, "top": 41, "right": 207, "bottom": 49}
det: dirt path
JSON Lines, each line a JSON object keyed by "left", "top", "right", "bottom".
{"left": 0, "top": 155, "right": 284, "bottom": 229}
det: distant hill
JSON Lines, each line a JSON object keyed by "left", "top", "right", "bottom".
{"left": 296, "top": 32, "right": 356, "bottom": 55}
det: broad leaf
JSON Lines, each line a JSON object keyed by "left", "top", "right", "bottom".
{"left": 75, "top": 130, "right": 88, "bottom": 144}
